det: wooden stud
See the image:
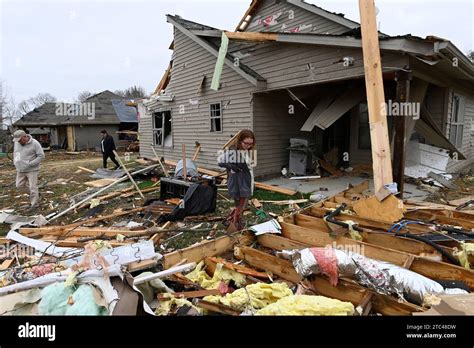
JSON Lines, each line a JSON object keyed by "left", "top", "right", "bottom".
{"left": 359, "top": 0, "right": 393, "bottom": 192}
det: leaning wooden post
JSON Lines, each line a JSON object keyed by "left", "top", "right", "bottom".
{"left": 113, "top": 150, "right": 145, "bottom": 199}
{"left": 182, "top": 144, "right": 187, "bottom": 181}
{"left": 358, "top": 0, "right": 394, "bottom": 192}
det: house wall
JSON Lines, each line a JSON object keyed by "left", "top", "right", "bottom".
{"left": 230, "top": 42, "right": 409, "bottom": 92}
{"left": 446, "top": 89, "right": 474, "bottom": 172}
{"left": 74, "top": 125, "right": 119, "bottom": 151}
{"left": 245, "top": 0, "right": 349, "bottom": 34}
{"left": 140, "top": 29, "right": 255, "bottom": 171}
{"left": 424, "top": 84, "right": 447, "bottom": 132}
{"left": 252, "top": 90, "right": 321, "bottom": 177}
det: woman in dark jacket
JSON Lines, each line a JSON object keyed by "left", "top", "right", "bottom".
{"left": 218, "top": 129, "right": 256, "bottom": 230}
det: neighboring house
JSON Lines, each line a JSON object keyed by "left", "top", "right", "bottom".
{"left": 139, "top": 0, "right": 474, "bottom": 178}
{"left": 14, "top": 90, "right": 139, "bottom": 151}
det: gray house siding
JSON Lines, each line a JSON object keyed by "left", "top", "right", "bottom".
{"left": 236, "top": 42, "right": 409, "bottom": 91}
{"left": 424, "top": 85, "right": 447, "bottom": 132}
{"left": 245, "top": 0, "right": 349, "bottom": 34}
{"left": 140, "top": 29, "right": 255, "bottom": 171}
{"left": 74, "top": 125, "right": 119, "bottom": 151}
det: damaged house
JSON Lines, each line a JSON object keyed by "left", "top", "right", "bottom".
{"left": 139, "top": 0, "right": 474, "bottom": 179}
{"left": 14, "top": 90, "right": 139, "bottom": 151}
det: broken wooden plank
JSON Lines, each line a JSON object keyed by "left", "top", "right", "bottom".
{"left": 85, "top": 178, "right": 118, "bottom": 188}
{"left": 195, "top": 299, "right": 241, "bottom": 316}
{"left": 206, "top": 256, "right": 270, "bottom": 279}
{"left": 127, "top": 258, "right": 158, "bottom": 273}
{"left": 77, "top": 166, "right": 96, "bottom": 174}
{"left": 113, "top": 150, "right": 145, "bottom": 199}
{"left": 162, "top": 232, "right": 254, "bottom": 269}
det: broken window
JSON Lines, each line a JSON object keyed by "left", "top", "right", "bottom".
{"left": 153, "top": 111, "right": 172, "bottom": 147}
{"left": 449, "top": 94, "right": 465, "bottom": 148}
{"left": 210, "top": 102, "right": 222, "bottom": 132}
{"left": 357, "top": 103, "right": 371, "bottom": 150}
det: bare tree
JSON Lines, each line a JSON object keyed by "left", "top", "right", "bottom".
{"left": 17, "top": 93, "right": 57, "bottom": 116}
{"left": 467, "top": 50, "right": 474, "bottom": 63}
{"left": 114, "top": 85, "right": 147, "bottom": 99}
{"left": 0, "top": 81, "right": 17, "bottom": 132}
{"left": 76, "top": 90, "right": 93, "bottom": 103}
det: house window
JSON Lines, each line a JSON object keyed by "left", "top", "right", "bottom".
{"left": 449, "top": 94, "right": 464, "bottom": 148}
{"left": 210, "top": 103, "right": 222, "bottom": 132}
{"left": 153, "top": 111, "right": 172, "bottom": 147}
{"left": 358, "top": 103, "right": 371, "bottom": 150}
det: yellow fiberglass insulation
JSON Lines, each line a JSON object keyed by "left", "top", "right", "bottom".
{"left": 255, "top": 295, "right": 355, "bottom": 316}
{"left": 203, "top": 282, "right": 293, "bottom": 311}
{"left": 185, "top": 261, "right": 246, "bottom": 289}
{"left": 156, "top": 297, "right": 202, "bottom": 316}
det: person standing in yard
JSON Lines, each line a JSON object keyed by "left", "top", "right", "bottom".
{"left": 12, "top": 130, "right": 45, "bottom": 211}
{"left": 100, "top": 130, "right": 120, "bottom": 169}
{"left": 218, "top": 129, "right": 256, "bottom": 231}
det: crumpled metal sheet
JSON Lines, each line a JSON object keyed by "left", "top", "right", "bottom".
{"left": 279, "top": 247, "right": 468, "bottom": 304}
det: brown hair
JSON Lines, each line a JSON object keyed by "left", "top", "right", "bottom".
{"left": 236, "top": 129, "right": 256, "bottom": 150}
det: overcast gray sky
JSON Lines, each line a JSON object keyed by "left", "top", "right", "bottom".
{"left": 1, "top": 0, "right": 472, "bottom": 104}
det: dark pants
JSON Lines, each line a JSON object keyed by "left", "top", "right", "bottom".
{"left": 103, "top": 152, "right": 120, "bottom": 169}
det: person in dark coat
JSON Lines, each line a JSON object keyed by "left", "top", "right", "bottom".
{"left": 218, "top": 129, "right": 256, "bottom": 230}
{"left": 100, "top": 130, "right": 120, "bottom": 169}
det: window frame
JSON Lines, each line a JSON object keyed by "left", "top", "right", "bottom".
{"left": 449, "top": 94, "right": 465, "bottom": 149}
{"left": 209, "top": 102, "right": 223, "bottom": 133}
{"left": 152, "top": 110, "right": 173, "bottom": 148}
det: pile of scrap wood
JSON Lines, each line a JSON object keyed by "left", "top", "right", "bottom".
{"left": 2, "top": 178, "right": 473, "bottom": 316}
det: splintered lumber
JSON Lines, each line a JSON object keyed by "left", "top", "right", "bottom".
{"left": 222, "top": 130, "right": 242, "bottom": 149}
{"left": 225, "top": 31, "right": 277, "bottom": 42}
{"left": 235, "top": 244, "right": 422, "bottom": 315}
{"left": 85, "top": 178, "right": 118, "bottom": 188}
{"left": 20, "top": 227, "right": 147, "bottom": 238}
{"left": 150, "top": 146, "right": 170, "bottom": 177}
{"left": 449, "top": 196, "right": 474, "bottom": 208}
{"left": 77, "top": 166, "right": 96, "bottom": 174}
{"left": 127, "top": 258, "right": 158, "bottom": 273}
{"left": 47, "top": 164, "right": 160, "bottom": 223}
{"left": 206, "top": 256, "right": 270, "bottom": 279}
{"left": 195, "top": 299, "right": 241, "bottom": 316}
{"left": 162, "top": 232, "right": 254, "bottom": 269}
{"left": 113, "top": 150, "right": 145, "bottom": 199}
{"left": 359, "top": 0, "right": 393, "bottom": 192}
{"left": 39, "top": 207, "right": 147, "bottom": 233}
{"left": 192, "top": 144, "right": 202, "bottom": 161}
{"left": 280, "top": 221, "right": 474, "bottom": 290}
{"left": 164, "top": 160, "right": 297, "bottom": 195}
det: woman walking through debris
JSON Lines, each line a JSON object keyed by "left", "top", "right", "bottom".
{"left": 218, "top": 129, "right": 256, "bottom": 231}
